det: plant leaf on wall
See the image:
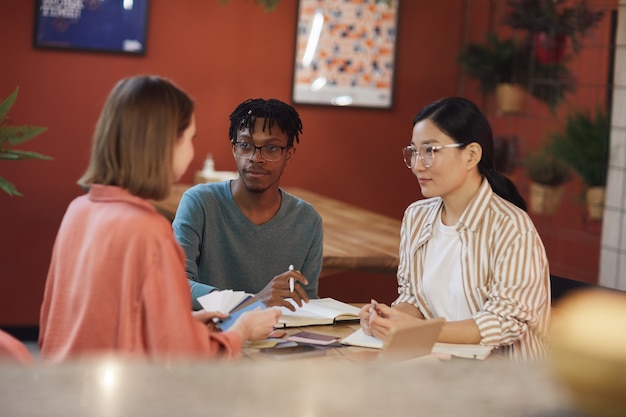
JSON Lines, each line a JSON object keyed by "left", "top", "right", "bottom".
{"left": 1, "top": 87, "right": 51, "bottom": 196}
{"left": 548, "top": 107, "right": 608, "bottom": 187}
{"left": 0, "top": 126, "right": 48, "bottom": 149}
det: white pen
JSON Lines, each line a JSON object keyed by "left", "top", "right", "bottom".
{"left": 288, "top": 264, "right": 295, "bottom": 293}
{"left": 369, "top": 299, "right": 379, "bottom": 324}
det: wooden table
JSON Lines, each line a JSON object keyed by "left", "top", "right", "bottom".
{"left": 243, "top": 321, "right": 371, "bottom": 362}
{"left": 153, "top": 184, "right": 402, "bottom": 277}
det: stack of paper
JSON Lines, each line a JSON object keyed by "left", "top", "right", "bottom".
{"left": 197, "top": 290, "right": 249, "bottom": 314}
{"left": 197, "top": 290, "right": 266, "bottom": 331}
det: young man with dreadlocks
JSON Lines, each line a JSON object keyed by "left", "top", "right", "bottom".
{"left": 173, "top": 98, "right": 323, "bottom": 312}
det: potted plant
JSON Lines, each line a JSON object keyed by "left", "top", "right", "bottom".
{"left": 548, "top": 107, "right": 609, "bottom": 220}
{"left": 459, "top": 32, "right": 528, "bottom": 114}
{"left": 459, "top": 32, "right": 574, "bottom": 114}
{"left": 524, "top": 147, "right": 571, "bottom": 215}
{"left": 1, "top": 87, "right": 50, "bottom": 196}
{"left": 502, "top": 0, "right": 605, "bottom": 64}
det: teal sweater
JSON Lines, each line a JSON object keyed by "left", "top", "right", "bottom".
{"left": 173, "top": 181, "right": 323, "bottom": 310}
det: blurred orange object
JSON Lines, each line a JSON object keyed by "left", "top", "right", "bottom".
{"left": 549, "top": 289, "right": 626, "bottom": 417}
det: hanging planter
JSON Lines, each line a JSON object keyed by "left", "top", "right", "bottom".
{"left": 495, "top": 83, "right": 526, "bottom": 114}
{"left": 548, "top": 108, "right": 609, "bottom": 221}
{"left": 529, "top": 182, "right": 565, "bottom": 215}
{"left": 458, "top": 33, "right": 528, "bottom": 111}
{"left": 459, "top": 32, "right": 572, "bottom": 114}
{"left": 534, "top": 32, "right": 568, "bottom": 64}
{"left": 524, "top": 147, "right": 571, "bottom": 216}
{"left": 585, "top": 186, "right": 605, "bottom": 220}
{"left": 502, "top": 0, "right": 605, "bottom": 56}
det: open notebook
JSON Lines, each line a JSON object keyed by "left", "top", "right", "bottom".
{"left": 275, "top": 298, "right": 361, "bottom": 328}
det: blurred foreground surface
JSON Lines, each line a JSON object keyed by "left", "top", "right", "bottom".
{"left": 0, "top": 357, "right": 578, "bottom": 417}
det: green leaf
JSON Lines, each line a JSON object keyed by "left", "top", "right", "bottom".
{"left": 0, "top": 87, "right": 51, "bottom": 196}
{"left": 548, "top": 107, "right": 609, "bottom": 186}
{"left": 0, "top": 149, "right": 53, "bottom": 160}
{"left": 0, "top": 125, "right": 48, "bottom": 147}
{"left": 0, "top": 87, "right": 18, "bottom": 123}
{"left": 0, "top": 176, "right": 23, "bottom": 196}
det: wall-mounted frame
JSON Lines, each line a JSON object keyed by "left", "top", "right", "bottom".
{"left": 33, "top": 0, "right": 149, "bottom": 55}
{"left": 292, "top": 0, "right": 400, "bottom": 109}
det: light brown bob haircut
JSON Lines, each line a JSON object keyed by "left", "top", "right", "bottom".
{"left": 78, "top": 75, "right": 194, "bottom": 201}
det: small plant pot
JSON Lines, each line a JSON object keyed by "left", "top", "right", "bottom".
{"left": 495, "top": 83, "right": 525, "bottom": 114}
{"left": 586, "top": 186, "right": 605, "bottom": 220}
{"left": 529, "top": 182, "right": 564, "bottom": 215}
{"left": 534, "top": 32, "right": 568, "bottom": 64}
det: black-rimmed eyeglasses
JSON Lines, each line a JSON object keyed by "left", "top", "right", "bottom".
{"left": 402, "top": 143, "right": 465, "bottom": 169}
{"left": 231, "top": 141, "right": 291, "bottom": 161}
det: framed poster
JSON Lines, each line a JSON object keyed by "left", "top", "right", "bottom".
{"left": 33, "top": 0, "right": 150, "bottom": 55}
{"left": 292, "top": 0, "right": 400, "bottom": 109}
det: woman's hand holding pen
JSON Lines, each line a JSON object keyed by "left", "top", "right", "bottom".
{"left": 256, "top": 265, "right": 309, "bottom": 312}
{"left": 360, "top": 301, "right": 421, "bottom": 339}
{"left": 360, "top": 300, "right": 383, "bottom": 337}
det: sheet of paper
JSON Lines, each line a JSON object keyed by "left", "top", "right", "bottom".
{"left": 340, "top": 328, "right": 383, "bottom": 349}
{"left": 197, "top": 290, "right": 249, "bottom": 314}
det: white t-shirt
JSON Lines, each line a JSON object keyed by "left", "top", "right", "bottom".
{"left": 421, "top": 212, "right": 472, "bottom": 321}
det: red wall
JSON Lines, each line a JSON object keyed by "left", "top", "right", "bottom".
{"left": 2, "top": 1, "right": 614, "bottom": 327}
{"left": 0, "top": 1, "right": 466, "bottom": 325}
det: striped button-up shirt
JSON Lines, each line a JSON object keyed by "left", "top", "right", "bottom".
{"left": 394, "top": 179, "right": 550, "bottom": 360}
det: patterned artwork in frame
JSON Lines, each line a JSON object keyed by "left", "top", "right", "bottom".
{"left": 33, "top": 0, "right": 149, "bottom": 55}
{"left": 292, "top": 0, "right": 400, "bottom": 109}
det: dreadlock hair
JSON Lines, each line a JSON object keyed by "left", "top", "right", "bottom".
{"left": 413, "top": 97, "right": 527, "bottom": 211}
{"left": 228, "top": 98, "right": 303, "bottom": 146}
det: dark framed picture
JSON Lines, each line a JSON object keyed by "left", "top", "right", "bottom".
{"left": 292, "top": 0, "right": 400, "bottom": 109}
{"left": 33, "top": 0, "right": 150, "bottom": 55}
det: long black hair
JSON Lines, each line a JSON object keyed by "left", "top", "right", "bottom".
{"left": 228, "top": 98, "right": 303, "bottom": 146}
{"left": 413, "top": 97, "right": 527, "bottom": 211}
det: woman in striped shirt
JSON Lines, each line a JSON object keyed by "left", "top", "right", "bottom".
{"left": 361, "top": 97, "right": 550, "bottom": 360}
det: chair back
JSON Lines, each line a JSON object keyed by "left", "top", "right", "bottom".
{"left": 0, "top": 329, "right": 34, "bottom": 365}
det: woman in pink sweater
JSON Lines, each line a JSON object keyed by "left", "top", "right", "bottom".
{"left": 39, "top": 76, "right": 280, "bottom": 362}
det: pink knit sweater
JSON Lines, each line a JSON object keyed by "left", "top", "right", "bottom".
{"left": 39, "top": 185, "right": 242, "bottom": 362}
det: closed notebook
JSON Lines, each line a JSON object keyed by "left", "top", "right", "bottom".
{"left": 276, "top": 298, "right": 361, "bottom": 328}
{"left": 341, "top": 318, "right": 445, "bottom": 362}
{"left": 342, "top": 320, "right": 494, "bottom": 361}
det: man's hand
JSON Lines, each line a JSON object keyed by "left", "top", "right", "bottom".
{"left": 256, "top": 267, "right": 309, "bottom": 311}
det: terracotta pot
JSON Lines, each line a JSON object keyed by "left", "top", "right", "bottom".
{"left": 495, "top": 83, "right": 525, "bottom": 114}
{"left": 534, "top": 32, "right": 568, "bottom": 64}
{"left": 586, "top": 186, "right": 605, "bottom": 220}
{"left": 529, "top": 182, "right": 564, "bottom": 215}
